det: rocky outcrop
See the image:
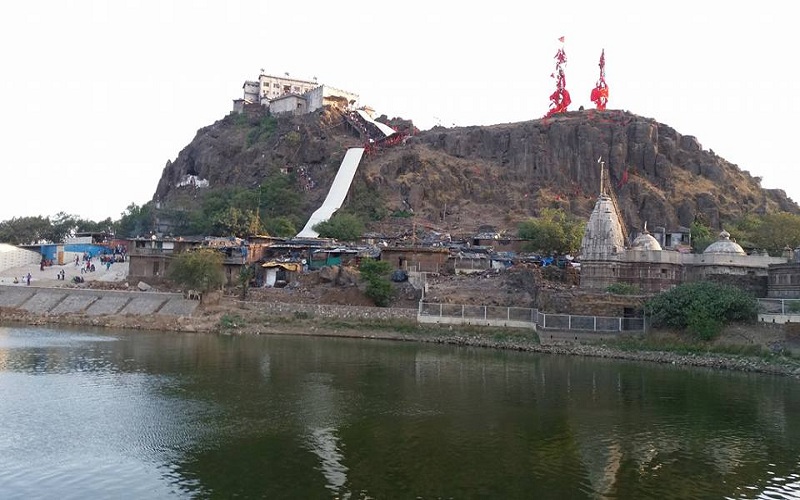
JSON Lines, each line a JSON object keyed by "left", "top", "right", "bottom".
{"left": 410, "top": 110, "right": 797, "bottom": 231}
{"left": 151, "top": 106, "right": 798, "bottom": 236}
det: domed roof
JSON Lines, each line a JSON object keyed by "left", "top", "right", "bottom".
{"left": 631, "top": 223, "right": 662, "bottom": 251}
{"left": 704, "top": 230, "right": 746, "bottom": 255}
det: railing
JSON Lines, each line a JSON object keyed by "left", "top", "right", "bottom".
{"left": 757, "top": 298, "right": 800, "bottom": 315}
{"left": 417, "top": 301, "right": 645, "bottom": 332}
{"left": 536, "top": 312, "right": 645, "bottom": 332}
{"left": 407, "top": 263, "right": 442, "bottom": 274}
{"left": 419, "top": 302, "right": 536, "bottom": 323}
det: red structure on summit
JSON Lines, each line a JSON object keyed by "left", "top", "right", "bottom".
{"left": 545, "top": 37, "right": 571, "bottom": 117}
{"left": 590, "top": 49, "right": 609, "bottom": 110}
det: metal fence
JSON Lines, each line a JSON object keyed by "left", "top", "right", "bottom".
{"left": 419, "top": 302, "right": 537, "bottom": 323}
{"left": 418, "top": 301, "right": 644, "bottom": 332}
{"left": 757, "top": 298, "right": 800, "bottom": 315}
{"left": 536, "top": 311, "right": 645, "bottom": 332}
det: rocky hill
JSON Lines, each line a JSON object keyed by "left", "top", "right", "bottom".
{"left": 152, "top": 105, "right": 798, "bottom": 236}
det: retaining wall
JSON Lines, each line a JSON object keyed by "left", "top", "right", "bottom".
{"left": 232, "top": 299, "right": 417, "bottom": 321}
{"left": 0, "top": 285, "right": 199, "bottom": 317}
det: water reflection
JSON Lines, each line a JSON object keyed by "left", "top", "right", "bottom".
{"left": 0, "top": 325, "right": 798, "bottom": 499}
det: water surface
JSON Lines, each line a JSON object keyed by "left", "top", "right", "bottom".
{"left": 1, "top": 325, "right": 798, "bottom": 498}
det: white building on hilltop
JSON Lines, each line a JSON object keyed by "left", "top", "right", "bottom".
{"left": 233, "top": 72, "right": 359, "bottom": 116}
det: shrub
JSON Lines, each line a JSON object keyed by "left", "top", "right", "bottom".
{"left": 220, "top": 313, "right": 245, "bottom": 329}
{"left": 645, "top": 281, "right": 758, "bottom": 340}
{"left": 359, "top": 259, "right": 395, "bottom": 307}
{"left": 247, "top": 115, "right": 278, "bottom": 146}
{"left": 313, "top": 213, "right": 365, "bottom": 241}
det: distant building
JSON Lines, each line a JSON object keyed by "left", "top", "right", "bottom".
{"left": 233, "top": 71, "right": 359, "bottom": 116}
{"left": 257, "top": 73, "right": 317, "bottom": 101}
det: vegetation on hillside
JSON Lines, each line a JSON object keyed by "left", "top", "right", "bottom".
{"left": 313, "top": 212, "right": 365, "bottom": 241}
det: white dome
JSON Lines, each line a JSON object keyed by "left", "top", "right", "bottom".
{"left": 704, "top": 230, "right": 745, "bottom": 255}
{"left": 631, "top": 228, "right": 662, "bottom": 251}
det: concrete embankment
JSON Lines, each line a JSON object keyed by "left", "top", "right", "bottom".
{"left": 0, "top": 285, "right": 199, "bottom": 317}
{"left": 2, "top": 285, "right": 799, "bottom": 379}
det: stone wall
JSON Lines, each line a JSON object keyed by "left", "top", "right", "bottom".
{"left": 233, "top": 299, "right": 417, "bottom": 321}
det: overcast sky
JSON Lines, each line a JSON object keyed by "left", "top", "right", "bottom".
{"left": 2, "top": 1, "right": 797, "bottom": 223}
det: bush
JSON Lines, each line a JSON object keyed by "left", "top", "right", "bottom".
{"left": 359, "top": 259, "right": 394, "bottom": 307}
{"left": 313, "top": 213, "right": 365, "bottom": 241}
{"left": 645, "top": 281, "right": 758, "bottom": 340}
{"left": 247, "top": 115, "right": 278, "bottom": 146}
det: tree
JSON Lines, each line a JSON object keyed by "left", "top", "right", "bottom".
{"left": 259, "top": 173, "right": 301, "bottom": 218}
{"left": 359, "top": 259, "right": 394, "bottom": 307}
{"left": 645, "top": 281, "right": 758, "bottom": 340}
{"left": 517, "top": 208, "right": 584, "bottom": 254}
{"left": 264, "top": 216, "right": 297, "bottom": 237}
{"left": 211, "top": 207, "right": 262, "bottom": 237}
{"left": 750, "top": 212, "right": 800, "bottom": 255}
{"left": 46, "top": 212, "right": 79, "bottom": 243}
{"left": 167, "top": 248, "right": 225, "bottom": 296}
{"left": 313, "top": 213, "right": 365, "bottom": 241}
{"left": 690, "top": 220, "right": 714, "bottom": 253}
{"left": 115, "top": 203, "right": 153, "bottom": 238}
{"left": 238, "top": 265, "right": 255, "bottom": 301}
{"left": 0, "top": 216, "right": 53, "bottom": 244}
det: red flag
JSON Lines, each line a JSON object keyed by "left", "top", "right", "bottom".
{"left": 558, "top": 36, "right": 565, "bottom": 42}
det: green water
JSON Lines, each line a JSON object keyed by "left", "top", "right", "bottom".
{"left": 0, "top": 325, "right": 798, "bottom": 499}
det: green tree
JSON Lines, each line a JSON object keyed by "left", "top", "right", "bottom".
{"left": 0, "top": 216, "right": 53, "bottom": 244}
{"left": 238, "top": 265, "right": 255, "bottom": 301}
{"left": 750, "top": 212, "right": 800, "bottom": 255}
{"left": 690, "top": 220, "right": 714, "bottom": 253}
{"left": 313, "top": 213, "right": 365, "bottom": 241}
{"left": 46, "top": 212, "right": 79, "bottom": 243}
{"left": 167, "top": 248, "right": 225, "bottom": 296}
{"left": 359, "top": 259, "right": 394, "bottom": 307}
{"left": 728, "top": 213, "right": 763, "bottom": 246}
{"left": 259, "top": 173, "right": 301, "bottom": 218}
{"left": 115, "top": 202, "right": 153, "bottom": 238}
{"left": 264, "top": 216, "right": 297, "bottom": 237}
{"left": 645, "top": 281, "right": 758, "bottom": 340}
{"left": 76, "top": 217, "right": 114, "bottom": 235}
{"left": 211, "top": 207, "right": 263, "bottom": 237}
{"left": 517, "top": 208, "right": 584, "bottom": 254}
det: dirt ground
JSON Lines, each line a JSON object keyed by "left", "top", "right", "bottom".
{"left": 0, "top": 259, "right": 130, "bottom": 288}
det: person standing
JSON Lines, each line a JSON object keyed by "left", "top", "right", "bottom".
{"left": 26, "top": 272, "right": 31, "bottom": 286}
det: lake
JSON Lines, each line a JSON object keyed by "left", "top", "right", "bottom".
{"left": 1, "top": 325, "right": 798, "bottom": 499}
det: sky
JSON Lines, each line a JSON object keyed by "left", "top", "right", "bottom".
{"left": 1, "top": 1, "right": 798, "bottom": 223}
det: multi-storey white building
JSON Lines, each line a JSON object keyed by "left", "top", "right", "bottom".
{"left": 257, "top": 73, "right": 318, "bottom": 103}
{"left": 233, "top": 71, "right": 359, "bottom": 116}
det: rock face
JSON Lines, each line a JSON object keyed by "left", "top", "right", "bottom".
{"left": 151, "top": 106, "right": 798, "bottom": 236}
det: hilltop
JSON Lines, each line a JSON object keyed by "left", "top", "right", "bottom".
{"left": 152, "top": 106, "right": 798, "bottom": 238}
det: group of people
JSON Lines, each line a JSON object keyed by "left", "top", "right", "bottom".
{"left": 12, "top": 273, "right": 32, "bottom": 286}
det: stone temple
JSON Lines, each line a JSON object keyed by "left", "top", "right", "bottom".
{"left": 579, "top": 192, "right": 786, "bottom": 296}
